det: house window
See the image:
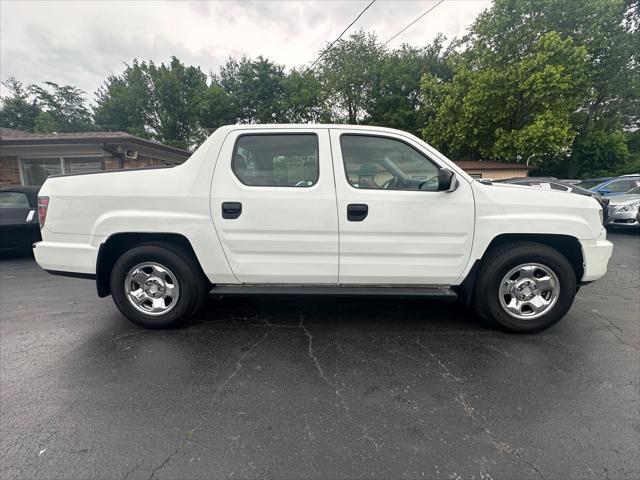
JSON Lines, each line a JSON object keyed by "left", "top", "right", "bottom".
{"left": 20, "top": 158, "right": 63, "bottom": 185}
{"left": 20, "top": 156, "right": 105, "bottom": 185}
{"left": 64, "top": 158, "right": 104, "bottom": 174}
{"left": 470, "top": 173, "right": 483, "bottom": 179}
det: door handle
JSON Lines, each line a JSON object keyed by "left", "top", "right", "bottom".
{"left": 222, "top": 202, "right": 242, "bottom": 219}
{"left": 347, "top": 203, "right": 368, "bottom": 221}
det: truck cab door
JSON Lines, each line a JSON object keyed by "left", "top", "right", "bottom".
{"left": 210, "top": 128, "right": 339, "bottom": 284}
{"left": 329, "top": 129, "right": 475, "bottom": 285}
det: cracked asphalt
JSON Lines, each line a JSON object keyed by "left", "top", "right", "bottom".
{"left": 1, "top": 231, "right": 639, "bottom": 480}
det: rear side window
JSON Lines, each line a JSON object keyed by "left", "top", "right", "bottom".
{"left": 606, "top": 179, "right": 640, "bottom": 193}
{"left": 0, "top": 192, "right": 30, "bottom": 209}
{"left": 232, "top": 134, "right": 319, "bottom": 187}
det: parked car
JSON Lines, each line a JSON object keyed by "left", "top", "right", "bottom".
{"left": 605, "top": 186, "right": 640, "bottom": 229}
{"left": 33, "top": 124, "right": 613, "bottom": 334}
{"left": 499, "top": 178, "right": 609, "bottom": 221}
{"left": 586, "top": 175, "right": 640, "bottom": 197}
{"left": 576, "top": 177, "right": 612, "bottom": 190}
{"left": 557, "top": 179, "right": 582, "bottom": 186}
{"left": 0, "top": 186, "right": 41, "bottom": 253}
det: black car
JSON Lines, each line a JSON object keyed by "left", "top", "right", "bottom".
{"left": 0, "top": 186, "right": 41, "bottom": 253}
{"left": 499, "top": 178, "right": 609, "bottom": 221}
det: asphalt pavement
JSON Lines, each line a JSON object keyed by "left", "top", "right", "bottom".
{"left": 1, "top": 231, "right": 639, "bottom": 480}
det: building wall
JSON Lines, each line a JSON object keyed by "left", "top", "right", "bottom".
{"left": 0, "top": 156, "right": 21, "bottom": 185}
{"left": 464, "top": 169, "right": 529, "bottom": 180}
{"left": 104, "top": 155, "right": 166, "bottom": 171}
{"left": 1, "top": 153, "right": 170, "bottom": 187}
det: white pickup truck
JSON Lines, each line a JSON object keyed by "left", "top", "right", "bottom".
{"left": 33, "top": 125, "right": 613, "bottom": 333}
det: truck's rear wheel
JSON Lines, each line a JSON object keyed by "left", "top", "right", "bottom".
{"left": 110, "top": 243, "right": 207, "bottom": 329}
{"left": 473, "top": 242, "right": 577, "bottom": 333}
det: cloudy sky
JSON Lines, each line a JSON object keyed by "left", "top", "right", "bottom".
{"left": 0, "top": 0, "right": 490, "bottom": 101}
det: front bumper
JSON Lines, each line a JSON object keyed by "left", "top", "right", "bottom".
{"left": 605, "top": 205, "right": 640, "bottom": 228}
{"left": 579, "top": 231, "right": 614, "bottom": 282}
{"left": 33, "top": 240, "right": 98, "bottom": 275}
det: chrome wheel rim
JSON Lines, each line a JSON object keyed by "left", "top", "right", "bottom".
{"left": 124, "top": 262, "right": 180, "bottom": 316}
{"left": 498, "top": 263, "right": 559, "bottom": 320}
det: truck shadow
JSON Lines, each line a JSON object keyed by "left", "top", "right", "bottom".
{"left": 192, "top": 294, "right": 487, "bottom": 333}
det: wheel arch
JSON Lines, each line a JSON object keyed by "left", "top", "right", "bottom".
{"left": 96, "top": 232, "right": 209, "bottom": 297}
{"left": 455, "top": 233, "right": 584, "bottom": 305}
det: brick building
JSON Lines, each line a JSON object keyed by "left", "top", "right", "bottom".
{"left": 453, "top": 160, "right": 532, "bottom": 180}
{"left": 0, "top": 128, "right": 191, "bottom": 186}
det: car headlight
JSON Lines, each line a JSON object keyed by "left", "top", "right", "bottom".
{"left": 598, "top": 207, "right": 603, "bottom": 223}
{"left": 617, "top": 203, "right": 640, "bottom": 213}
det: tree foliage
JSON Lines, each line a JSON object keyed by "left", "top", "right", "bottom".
{"left": 422, "top": 32, "right": 589, "bottom": 166}
{"left": 0, "top": 77, "right": 92, "bottom": 133}
{"left": 0, "top": 78, "right": 40, "bottom": 132}
{"left": 421, "top": 0, "right": 638, "bottom": 176}
{"left": 0, "top": 0, "right": 637, "bottom": 176}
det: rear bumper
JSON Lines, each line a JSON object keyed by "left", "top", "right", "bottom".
{"left": 579, "top": 232, "right": 613, "bottom": 282}
{"left": 33, "top": 240, "right": 98, "bottom": 275}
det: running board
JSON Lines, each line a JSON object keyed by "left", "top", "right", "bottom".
{"left": 209, "top": 285, "right": 457, "bottom": 301}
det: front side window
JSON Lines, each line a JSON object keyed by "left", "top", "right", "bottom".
{"left": 232, "top": 134, "right": 319, "bottom": 187}
{"left": 340, "top": 135, "right": 439, "bottom": 191}
{"left": 0, "top": 192, "right": 30, "bottom": 209}
{"left": 20, "top": 158, "right": 63, "bottom": 185}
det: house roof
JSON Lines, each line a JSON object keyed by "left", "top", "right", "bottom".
{"left": 453, "top": 160, "right": 533, "bottom": 171}
{"left": 0, "top": 128, "right": 191, "bottom": 157}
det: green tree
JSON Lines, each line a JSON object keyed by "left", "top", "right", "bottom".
{"left": 422, "top": 31, "right": 589, "bottom": 166}
{"left": 458, "top": 0, "right": 639, "bottom": 175}
{"left": 316, "top": 30, "right": 383, "bottom": 124}
{"left": 94, "top": 61, "right": 153, "bottom": 138}
{"left": 28, "top": 81, "right": 94, "bottom": 132}
{"left": 368, "top": 37, "right": 452, "bottom": 136}
{"left": 95, "top": 57, "right": 210, "bottom": 149}
{"left": 566, "top": 130, "right": 629, "bottom": 177}
{"left": 145, "top": 57, "right": 209, "bottom": 149}
{"left": 33, "top": 111, "right": 60, "bottom": 133}
{"left": 281, "top": 69, "right": 328, "bottom": 123}
{"left": 220, "top": 56, "right": 286, "bottom": 123}
{"left": 0, "top": 78, "right": 40, "bottom": 132}
{"left": 197, "top": 82, "right": 237, "bottom": 132}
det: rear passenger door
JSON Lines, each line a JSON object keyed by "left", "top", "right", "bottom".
{"left": 210, "top": 129, "right": 339, "bottom": 284}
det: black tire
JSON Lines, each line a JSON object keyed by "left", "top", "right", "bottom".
{"left": 110, "top": 243, "right": 208, "bottom": 329}
{"left": 473, "top": 241, "right": 577, "bottom": 333}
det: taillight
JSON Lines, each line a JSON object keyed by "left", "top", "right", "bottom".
{"left": 37, "top": 196, "right": 49, "bottom": 228}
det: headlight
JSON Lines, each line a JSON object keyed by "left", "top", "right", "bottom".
{"left": 617, "top": 203, "right": 640, "bottom": 213}
{"left": 598, "top": 207, "right": 603, "bottom": 223}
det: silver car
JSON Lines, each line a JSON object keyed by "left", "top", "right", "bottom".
{"left": 605, "top": 186, "right": 640, "bottom": 228}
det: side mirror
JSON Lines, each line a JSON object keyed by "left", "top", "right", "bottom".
{"left": 438, "top": 169, "right": 458, "bottom": 192}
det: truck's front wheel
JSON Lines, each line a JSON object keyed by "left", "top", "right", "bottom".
{"left": 473, "top": 242, "right": 577, "bottom": 333}
{"left": 110, "top": 243, "right": 207, "bottom": 329}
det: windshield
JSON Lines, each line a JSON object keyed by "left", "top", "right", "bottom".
{"left": 626, "top": 186, "right": 640, "bottom": 195}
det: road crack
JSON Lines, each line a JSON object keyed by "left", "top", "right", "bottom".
{"left": 251, "top": 314, "right": 380, "bottom": 450}
{"left": 148, "top": 332, "right": 268, "bottom": 479}
{"left": 416, "top": 336, "right": 545, "bottom": 480}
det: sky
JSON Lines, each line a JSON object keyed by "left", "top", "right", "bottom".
{"left": 0, "top": 0, "right": 491, "bottom": 101}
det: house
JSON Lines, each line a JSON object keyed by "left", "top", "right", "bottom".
{"left": 0, "top": 128, "right": 191, "bottom": 186}
{"left": 453, "top": 160, "right": 532, "bottom": 180}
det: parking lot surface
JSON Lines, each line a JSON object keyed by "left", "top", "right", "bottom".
{"left": 1, "top": 232, "right": 639, "bottom": 480}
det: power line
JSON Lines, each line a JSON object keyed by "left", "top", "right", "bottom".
{"left": 305, "top": 0, "right": 376, "bottom": 73}
{"left": 383, "top": 0, "right": 445, "bottom": 47}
